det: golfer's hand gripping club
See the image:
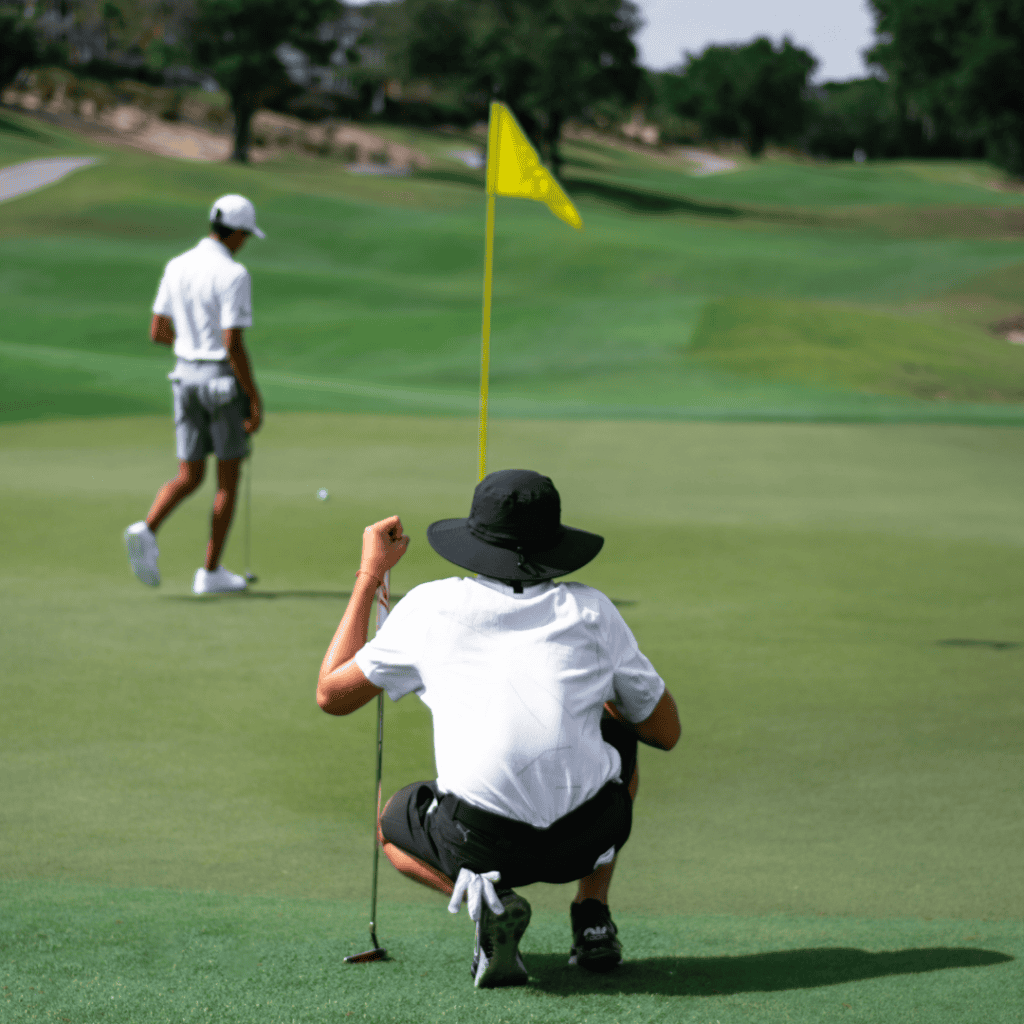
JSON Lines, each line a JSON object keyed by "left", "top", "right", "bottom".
{"left": 358, "top": 516, "right": 409, "bottom": 588}
{"left": 316, "top": 516, "right": 409, "bottom": 716}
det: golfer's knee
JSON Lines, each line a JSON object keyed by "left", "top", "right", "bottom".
{"left": 177, "top": 461, "right": 205, "bottom": 492}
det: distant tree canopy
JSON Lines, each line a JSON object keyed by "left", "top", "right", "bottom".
{"left": 868, "top": 0, "right": 1024, "bottom": 174}
{"left": 803, "top": 78, "right": 902, "bottom": 160}
{"left": 666, "top": 37, "right": 817, "bottom": 157}
{"left": 390, "top": 0, "right": 643, "bottom": 176}
{"left": 1, "top": 6, "right": 39, "bottom": 89}
{"left": 189, "top": 0, "right": 339, "bottom": 161}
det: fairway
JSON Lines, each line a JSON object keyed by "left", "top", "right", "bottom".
{"left": 2, "top": 106, "right": 1023, "bottom": 1022}
{"left": 4, "top": 110, "right": 1024, "bottom": 426}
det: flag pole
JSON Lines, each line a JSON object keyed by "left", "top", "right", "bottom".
{"left": 478, "top": 175, "right": 496, "bottom": 481}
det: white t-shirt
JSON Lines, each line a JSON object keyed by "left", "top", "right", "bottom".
{"left": 354, "top": 576, "right": 666, "bottom": 829}
{"left": 152, "top": 237, "right": 253, "bottom": 361}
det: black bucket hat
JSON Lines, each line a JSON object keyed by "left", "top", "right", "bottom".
{"left": 427, "top": 469, "right": 604, "bottom": 582}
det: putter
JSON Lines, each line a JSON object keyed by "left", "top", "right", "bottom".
{"left": 345, "top": 571, "right": 390, "bottom": 964}
{"left": 243, "top": 445, "right": 257, "bottom": 584}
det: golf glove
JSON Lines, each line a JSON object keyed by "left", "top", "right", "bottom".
{"left": 448, "top": 868, "right": 504, "bottom": 922}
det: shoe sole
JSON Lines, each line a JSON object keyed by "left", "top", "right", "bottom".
{"left": 125, "top": 529, "right": 159, "bottom": 586}
{"left": 474, "top": 896, "right": 531, "bottom": 988}
{"left": 573, "top": 946, "right": 622, "bottom": 973}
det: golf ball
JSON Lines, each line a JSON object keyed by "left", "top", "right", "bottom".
{"left": 317, "top": 488, "right": 329, "bottom": 501}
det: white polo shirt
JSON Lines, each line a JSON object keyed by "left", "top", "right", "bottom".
{"left": 354, "top": 576, "right": 666, "bottom": 829}
{"left": 152, "top": 237, "right": 253, "bottom": 361}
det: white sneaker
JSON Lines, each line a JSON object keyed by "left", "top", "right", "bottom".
{"left": 124, "top": 521, "right": 160, "bottom": 586}
{"left": 193, "top": 566, "right": 248, "bottom": 595}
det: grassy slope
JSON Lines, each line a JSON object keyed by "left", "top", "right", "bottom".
{"left": 3, "top": 110, "right": 1024, "bottom": 423}
{"left": 2, "top": 412, "right": 1022, "bottom": 1022}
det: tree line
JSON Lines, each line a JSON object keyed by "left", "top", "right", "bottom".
{"left": 2, "top": 0, "right": 1023, "bottom": 175}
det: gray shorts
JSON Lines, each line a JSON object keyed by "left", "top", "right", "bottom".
{"left": 170, "top": 359, "right": 250, "bottom": 463}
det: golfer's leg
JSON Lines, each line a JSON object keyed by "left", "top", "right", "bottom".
{"left": 205, "top": 457, "right": 240, "bottom": 570}
{"left": 382, "top": 843, "right": 455, "bottom": 896}
{"left": 146, "top": 460, "right": 205, "bottom": 533}
{"left": 377, "top": 795, "right": 455, "bottom": 897}
{"left": 573, "top": 764, "right": 639, "bottom": 905}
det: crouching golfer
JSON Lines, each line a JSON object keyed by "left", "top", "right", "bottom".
{"left": 124, "top": 194, "right": 263, "bottom": 595}
{"left": 316, "top": 470, "right": 680, "bottom": 988}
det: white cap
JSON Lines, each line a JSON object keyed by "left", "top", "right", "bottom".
{"left": 209, "top": 194, "right": 265, "bottom": 238}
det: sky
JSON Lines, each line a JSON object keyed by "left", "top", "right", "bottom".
{"left": 633, "top": 0, "right": 877, "bottom": 81}
{"left": 345, "top": 0, "right": 879, "bottom": 84}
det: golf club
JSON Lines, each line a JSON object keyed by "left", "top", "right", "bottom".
{"left": 244, "top": 445, "right": 257, "bottom": 584}
{"left": 345, "top": 569, "right": 390, "bottom": 964}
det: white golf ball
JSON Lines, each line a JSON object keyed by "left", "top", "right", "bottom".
{"left": 317, "top": 488, "right": 329, "bottom": 501}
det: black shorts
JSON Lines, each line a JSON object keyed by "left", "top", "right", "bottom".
{"left": 379, "top": 716, "right": 638, "bottom": 889}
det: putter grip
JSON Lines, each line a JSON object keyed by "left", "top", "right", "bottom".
{"left": 375, "top": 570, "right": 390, "bottom": 633}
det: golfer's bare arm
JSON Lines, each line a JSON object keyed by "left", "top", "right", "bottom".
{"left": 151, "top": 314, "right": 174, "bottom": 345}
{"left": 223, "top": 327, "right": 262, "bottom": 433}
{"left": 317, "top": 516, "right": 410, "bottom": 716}
{"left": 605, "top": 689, "right": 681, "bottom": 750}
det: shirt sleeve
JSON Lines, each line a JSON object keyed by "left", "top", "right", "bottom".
{"left": 352, "top": 587, "right": 427, "bottom": 701}
{"left": 152, "top": 268, "right": 173, "bottom": 317}
{"left": 220, "top": 268, "right": 253, "bottom": 329}
{"left": 601, "top": 596, "right": 666, "bottom": 724}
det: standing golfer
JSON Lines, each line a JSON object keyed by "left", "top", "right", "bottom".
{"left": 124, "top": 194, "right": 264, "bottom": 594}
{"left": 317, "top": 470, "right": 680, "bottom": 988}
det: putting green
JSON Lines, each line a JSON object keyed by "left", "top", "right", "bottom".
{"left": 1, "top": 412, "right": 1021, "bottom": 1021}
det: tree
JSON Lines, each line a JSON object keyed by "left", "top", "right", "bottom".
{"left": 867, "top": 0, "right": 1024, "bottom": 174}
{"left": 1, "top": 6, "right": 38, "bottom": 90}
{"left": 671, "top": 37, "right": 817, "bottom": 156}
{"left": 190, "top": 0, "right": 340, "bottom": 161}
{"left": 804, "top": 78, "right": 902, "bottom": 159}
{"left": 393, "top": 0, "right": 643, "bottom": 177}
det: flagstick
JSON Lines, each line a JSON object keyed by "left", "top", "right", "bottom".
{"left": 478, "top": 191, "right": 496, "bottom": 482}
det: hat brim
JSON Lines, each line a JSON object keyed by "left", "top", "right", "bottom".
{"left": 426, "top": 518, "right": 604, "bottom": 581}
{"left": 250, "top": 225, "right": 265, "bottom": 239}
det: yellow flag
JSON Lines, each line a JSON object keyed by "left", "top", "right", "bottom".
{"left": 486, "top": 101, "right": 582, "bottom": 230}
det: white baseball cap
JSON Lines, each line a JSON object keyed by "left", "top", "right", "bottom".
{"left": 209, "top": 194, "right": 265, "bottom": 238}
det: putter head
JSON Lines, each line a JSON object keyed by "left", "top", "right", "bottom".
{"left": 344, "top": 946, "right": 388, "bottom": 963}
{"left": 244, "top": 572, "right": 258, "bottom": 584}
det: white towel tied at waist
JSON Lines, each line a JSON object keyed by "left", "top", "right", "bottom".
{"left": 447, "top": 868, "right": 504, "bottom": 922}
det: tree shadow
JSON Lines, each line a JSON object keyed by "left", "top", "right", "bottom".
{"left": 412, "top": 167, "right": 485, "bottom": 188}
{"left": 526, "top": 946, "right": 1013, "bottom": 996}
{"left": 0, "top": 112, "right": 50, "bottom": 140}
{"left": 562, "top": 177, "right": 744, "bottom": 218}
{"left": 937, "top": 638, "right": 1021, "bottom": 650}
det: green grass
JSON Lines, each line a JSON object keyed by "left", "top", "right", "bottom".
{"left": 2, "top": 412, "right": 1023, "bottom": 1021}
{"left": 2, "top": 881, "right": 1020, "bottom": 1024}
{"left": 3, "top": 109, "right": 1024, "bottom": 424}
{"left": 2, "top": 111, "right": 1024, "bottom": 1021}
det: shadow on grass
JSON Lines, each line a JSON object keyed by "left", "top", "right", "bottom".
{"left": 0, "top": 112, "right": 50, "bottom": 140}
{"left": 412, "top": 167, "right": 485, "bottom": 188}
{"left": 937, "top": 638, "right": 1021, "bottom": 650}
{"left": 527, "top": 946, "right": 1013, "bottom": 996}
{"left": 562, "top": 177, "right": 743, "bottom": 218}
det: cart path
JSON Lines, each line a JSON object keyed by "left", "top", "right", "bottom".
{"left": 0, "top": 156, "right": 99, "bottom": 203}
